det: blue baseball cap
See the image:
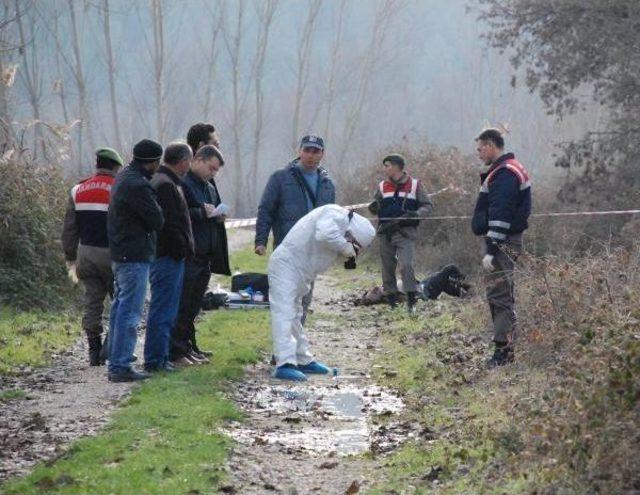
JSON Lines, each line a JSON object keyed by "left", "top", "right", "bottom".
{"left": 300, "top": 135, "right": 324, "bottom": 150}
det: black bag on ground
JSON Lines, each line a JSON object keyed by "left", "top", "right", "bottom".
{"left": 201, "top": 292, "right": 229, "bottom": 310}
{"left": 421, "top": 264, "right": 471, "bottom": 299}
{"left": 231, "top": 272, "right": 269, "bottom": 299}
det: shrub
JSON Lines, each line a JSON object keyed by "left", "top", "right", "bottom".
{"left": 506, "top": 248, "right": 640, "bottom": 492}
{"left": 0, "top": 156, "right": 77, "bottom": 309}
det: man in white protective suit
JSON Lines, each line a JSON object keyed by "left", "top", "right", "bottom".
{"left": 268, "top": 204, "right": 376, "bottom": 381}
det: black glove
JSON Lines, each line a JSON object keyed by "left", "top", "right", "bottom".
{"left": 344, "top": 257, "right": 357, "bottom": 270}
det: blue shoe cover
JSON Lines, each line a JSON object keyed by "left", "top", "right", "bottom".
{"left": 274, "top": 364, "right": 307, "bottom": 381}
{"left": 297, "top": 361, "right": 329, "bottom": 374}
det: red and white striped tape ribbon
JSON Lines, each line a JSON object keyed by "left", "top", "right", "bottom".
{"left": 223, "top": 187, "right": 453, "bottom": 229}
{"left": 225, "top": 207, "right": 640, "bottom": 229}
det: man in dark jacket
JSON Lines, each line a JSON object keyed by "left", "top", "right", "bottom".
{"left": 471, "top": 128, "right": 532, "bottom": 367}
{"left": 254, "top": 135, "right": 336, "bottom": 323}
{"left": 170, "top": 144, "right": 229, "bottom": 365}
{"left": 145, "top": 142, "right": 194, "bottom": 372}
{"left": 61, "top": 147, "right": 123, "bottom": 365}
{"left": 107, "top": 139, "right": 164, "bottom": 382}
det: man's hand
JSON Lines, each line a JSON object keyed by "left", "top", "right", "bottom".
{"left": 66, "top": 261, "right": 79, "bottom": 284}
{"left": 216, "top": 202, "right": 230, "bottom": 216}
{"left": 341, "top": 243, "right": 357, "bottom": 259}
{"left": 255, "top": 245, "right": 266, "bottom": 256}
{"left": 204, "top": 203, "right": 218, "bottom": 218}
{"left": 482, "top": 254, "right": 495, "bottom": 272}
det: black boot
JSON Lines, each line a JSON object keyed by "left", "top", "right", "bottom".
{"left": 487, "top": 342, "right": 514, "bottom": 368}
{"left": 406, "top": 292, "right": 417, "bottom": 316}
{"left": 386, "top": 293, "right": 398, "bottom": 309}
{"left": 88, "top": 336, "right": 104, "bottom": 366}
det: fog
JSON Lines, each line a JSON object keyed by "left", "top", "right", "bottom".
{"left": 0, "top": 0, "right": 598, "bottom": 214}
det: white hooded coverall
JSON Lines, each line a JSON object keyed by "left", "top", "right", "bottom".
{"left": 268, "top": 204, "right": 376, "bottom": 367}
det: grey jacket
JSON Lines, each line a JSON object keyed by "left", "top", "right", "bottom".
{"left": 255, "top": 159, "right": 336, "bottom": 247}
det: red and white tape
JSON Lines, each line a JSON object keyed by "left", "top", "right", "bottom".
{"left": 223, "top": 187, "right": 453, "bottom": 229}
{"left": 225, "top": 207, "right": 640, "bottom": 230}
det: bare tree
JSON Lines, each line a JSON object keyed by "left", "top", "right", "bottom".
{"left": 221, "top": 0, "right": 248, "bottom": 215}
{"left": 102, "top": 0, "right": 123, "bottom": 152}
{"left": 14, "top": 0, "right": 44, "bottom": 160}
{"left": 290, "top": 0, "right": 322, "bottom": 152}
{"left": 249, "top": 0, "right": 278, "bottom": 207}
{"left": 51, "top": 3, "right": 69, "bottom": 127}
{"left": 322, "top": 0, "right": 348, "bottom": 141}
{"left": 335, "top": 0, "right": 403, "bottom": 170}
{"left": 68, "top": 0, "right": 95, "bottom": 172}
{"left": 150, "top": 0, "right": 165, "bottom": 142}
{"left": 202, "top": 2, "right": 224, "bottom": 121}
{"left": 0, "top": 0, "right": 18, "bottom": 145}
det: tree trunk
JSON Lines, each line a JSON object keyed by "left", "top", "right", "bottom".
{"left": 323, "top": 0, "right": 348, "bottom": 141}
{"left": 14, "top": 0, "right": 43, "bottom": 161}
{"left": 68, "top": 0, "right": 95, "bottom": 173}
{"left": 103, "top": 0, "right": 123, "bottom": 152}
{"left": 250, "top": 0, "right": 278, "bottom": 209}
{"left": 150, "top": 0, "right": 165, "bottom": 143}
{"left": 290, "top": 0, "right": 322, "bottom": 153}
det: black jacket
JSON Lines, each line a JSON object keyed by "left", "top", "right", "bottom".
{"left": 108, "top": 161, "right": 164, "bottom": 263}
{"left": 181, "top": 170, "right": 231, "bottom": 275}
{"left": 150, "top": 166, "right": 195, "bottom": 261}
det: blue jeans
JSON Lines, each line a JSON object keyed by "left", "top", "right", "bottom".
{"left": 144, "top": 256, "right": 185, "bottom": 367}
{"left": 108, "top": 262, "right": 150, "bottom": 375}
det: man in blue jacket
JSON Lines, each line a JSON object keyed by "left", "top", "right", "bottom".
{"left": 107, "top": 139, "right": 164, "bottom": 382}
{"left": 472, "top": 128, "right": 531, "bottom": 367}
{"left": 255, "top": 135, "right": 336, "bottom": 323}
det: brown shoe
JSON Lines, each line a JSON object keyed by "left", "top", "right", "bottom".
{"left": 188, "top": 352, "right": 209, "bottom": 364}
{"left": 172, "top": 356, "right": 196, "bottom": 367}
{"left": 192, "top": 351, "right": 212, "bottom": 361}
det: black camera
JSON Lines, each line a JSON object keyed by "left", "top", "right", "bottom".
{"left": 344, "top": 257, "right": 357, "bottom": 270}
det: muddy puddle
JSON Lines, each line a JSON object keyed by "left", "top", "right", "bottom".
{"left": 224, "top": 375, "right": 404, "bottom": 457}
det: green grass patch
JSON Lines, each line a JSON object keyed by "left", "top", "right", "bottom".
{"left": 327, "top": 253, "right": 380, "bottom": 292}
{"left": 366, "top": 302, "right": 539, "bottom": 494}
{"left": 227, "top": 242, "right": 270, "bottom": 274}
{"left": 1, "top": 309, "right": 270, "bottom": 495}
{"left": 0, "top": 388, "right": 27, "bottom": 401}
{"left": 0, "top": 308, "right": 79, "bottom": 375}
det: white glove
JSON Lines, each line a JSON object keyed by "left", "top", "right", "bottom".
{"left": 341, "top": 243, "right": 357, "bottom": 259}
{"left": 482, "top": 254, "right": 495, "bottom": 272}
{"left": 66, "top": 261, "right": 79, "bottom": 284}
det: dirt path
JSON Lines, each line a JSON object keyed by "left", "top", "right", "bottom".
{"left": 222, "top": 274, "right": 407, "bottom": 494}
{"left": 0, "top": 228, "right": 255, "bottom": 482}
{"left": 0, "top": 338, "right": 138, "bottom": 480}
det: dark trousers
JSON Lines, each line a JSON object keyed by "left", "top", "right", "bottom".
{"left": 76, "top": 245, "right": 113, "bottom": 339}
{"left": 379, "top": 228, "right": 418, "bottom": 294}
{"left": 485, "top": 234, "right": 523, "bottom": 344}
{"left": 170, "top": 258, "right": 210, "bottom": 360}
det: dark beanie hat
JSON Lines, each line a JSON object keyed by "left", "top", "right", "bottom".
{"left": 133, "top": 139, "right": 163, "bottom": 162}
{"left": 383, "top": 153, "right": 406, "bottom": 169}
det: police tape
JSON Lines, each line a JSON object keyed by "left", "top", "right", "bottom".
{"left": 224, "top": 207, "right": 640, "bottom": 230}
{"left": 222, "top": 187, "right": 453, "bottom": 229}
{"left": 377, "top": 208, "right": 640, "bottom": 222}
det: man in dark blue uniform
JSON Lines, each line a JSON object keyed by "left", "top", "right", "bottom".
{"left": 472, "top": 129, "right": 532, "bottom": 367}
